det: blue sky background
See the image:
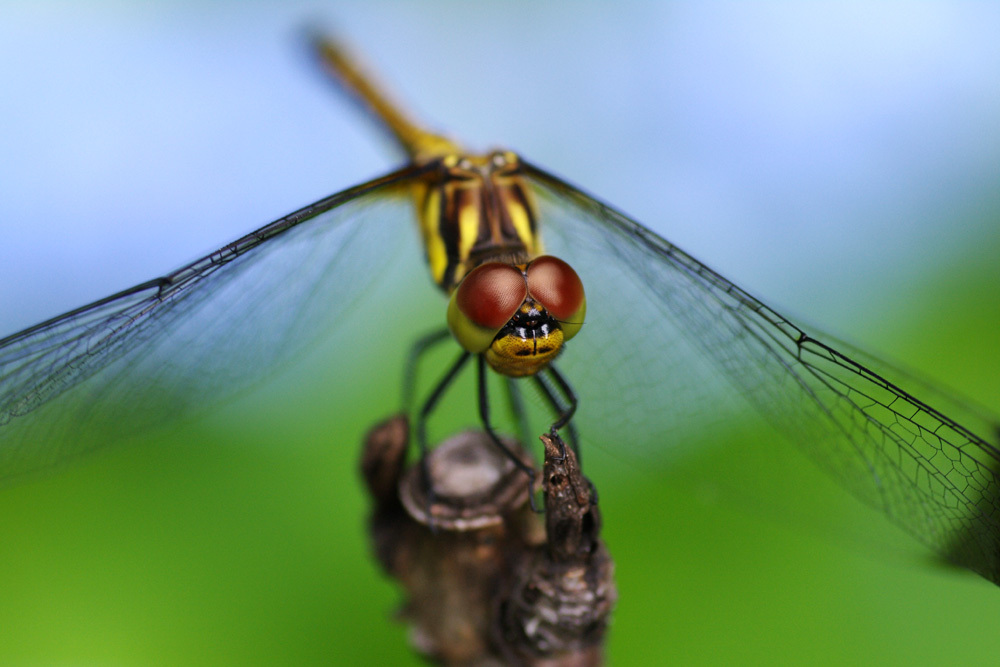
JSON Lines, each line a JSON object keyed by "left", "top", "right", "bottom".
{"left": 2, "top": 3, "right": 998, "bottom": 338}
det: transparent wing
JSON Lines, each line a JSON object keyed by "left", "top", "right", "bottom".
{"left": 0, "top": 165, "right": 432, "bottom": 482}
{"left": 523, "top": 161, "right": 1000, "bottom": 585}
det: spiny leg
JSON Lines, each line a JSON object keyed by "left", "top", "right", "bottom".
{"left": 478, "top": 355, "right": 540, "bottom": 511}
{"left": 533, "top": 363, "right": 579, "bottom": 462}
{"left": 535, "top": 364, "right": 597, "bottom": 504}
{"left": 505, "top": 377, "right": 531, "bottom": 449}
{"left": 544, "top": 363, "right": 578, "bottom": 431}
{"left": 402, "top": 328, "right": 452, "bottom": 413}
{"left": 417, "top": 350, "right": 472, "bottom": 514}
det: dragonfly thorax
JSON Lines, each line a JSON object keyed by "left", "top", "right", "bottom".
{"left": 414, "top": 150, "right": 540, "bottom": 292}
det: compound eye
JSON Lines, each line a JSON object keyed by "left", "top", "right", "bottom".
{"left": 525, "top": 256, "right": 585, "bottom": 322}
{"left": 457, "top": 263, "right": 527, "bottom": 329}
{"left": 447, "top": 263, "right": 528, "bottom": 353}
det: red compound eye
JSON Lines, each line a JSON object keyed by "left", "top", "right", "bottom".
{"left": 525, "top": 256, "right": 584, "bottom": 321}
{"left": 455, "top": 262, "right": 527, "bottom": 330}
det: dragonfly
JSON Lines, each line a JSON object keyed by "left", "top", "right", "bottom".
{"left": 308, "top": 41, "right": 587, "bottom": 491}
{"left": 1, "top": 34, "right": 999, "bottom": 588}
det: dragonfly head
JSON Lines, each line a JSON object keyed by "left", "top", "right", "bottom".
{"left": 446, "top": 255, "right": 586, "bottom": 377}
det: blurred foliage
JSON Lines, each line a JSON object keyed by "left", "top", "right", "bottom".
{"left": 0, "top": 228, "right": 998, "bottom": 665}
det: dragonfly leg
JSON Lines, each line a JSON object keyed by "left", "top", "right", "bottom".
{"left": 416, "top": 350, "right": 472, "bottom": 519}
{"left": 505, "top": 377, "right": 531, "bottom": 449}
{"left": 402, "top": 328, "right": 452, "bottom": 413}
{"left": 533, "top": 363, "right": 579, "bottom": 462}
{"left": 478, "top": 355, "right": 540, "bottom": 512}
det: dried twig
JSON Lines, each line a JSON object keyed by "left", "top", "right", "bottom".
{"left": 360, "top": 416, "right": 616, "bottom": 665}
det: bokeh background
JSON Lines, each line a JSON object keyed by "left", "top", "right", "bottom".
{"left": 1, "top": 2, "right": 999, "bottom": 664}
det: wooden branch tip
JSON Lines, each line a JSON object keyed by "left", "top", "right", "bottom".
{"left": 359, "top": 419, "right": 615, "bottom": 665}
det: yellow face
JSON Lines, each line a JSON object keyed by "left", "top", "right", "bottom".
{"left": 483, "top": 302, "right": 566, "bottom": 377}
{"left": 446, "top": 256, "right": 586, "bottom": 377}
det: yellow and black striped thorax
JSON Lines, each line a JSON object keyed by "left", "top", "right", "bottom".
{"left": 412, "top": 150, "right": 540, "bottom": 292}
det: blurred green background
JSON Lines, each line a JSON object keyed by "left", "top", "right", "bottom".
{"left": 1, "top": 2, "right": 999, "bottom": 665}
